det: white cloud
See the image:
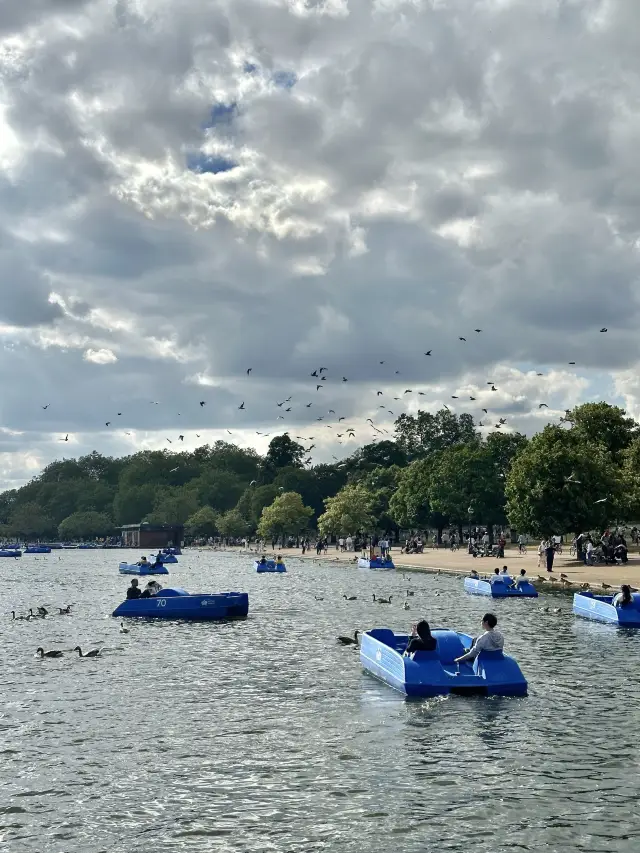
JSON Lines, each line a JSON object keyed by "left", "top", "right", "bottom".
{"left": 83, "top": 347, "right": 118, "bottom": 365}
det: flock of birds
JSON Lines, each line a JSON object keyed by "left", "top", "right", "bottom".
{"left": 10, "top": 603, "right": 126, "bottom": 658}
{"left": 42, "top": 327, "right": 611, "bottom": 465}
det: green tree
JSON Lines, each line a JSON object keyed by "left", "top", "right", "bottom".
{"left": 58, "top": 511, "right": 114, "bottom": 540}
{"left": 146, "top": 487, "right": 200, "bottom": 525}
{"left": 505, "top": 425, "right": 628, "bottom": 537}
{"left": 191, "top": 470, "right": 244, "bottom": 513}
{"left": 8, "top": 502, "right": 56, "bottom": 539}
{"left": 344, "top": 440, "right": 407, "bottom": 473}
{"left": 394, "top": 408, "right": 478, "bottom": 458}
{"left": 263, "top": 434, "right": 305, "bottom": 474}
{"left": 353, "top": 466, "right": 402, "bottom": 531}
{"left": 566, "top": 402, "right": 638, "bottom": 461}
{"left": 217, "top": 509, "right": 250, "bottom": 539}
{"left": 185, "top": 506, "right": 219, "bottom": 538}
{"left": 317, "top": 484, "right": 376, "bottom": 536}
{"left": 429, "top": 444, "right": 506, "bottom": 534}
{"left": 257, "top": 491, "right": 313, "bottom": 541}
{"left": 114, "top": 485, "right": 155, "bottom": 525}
{"left": 235, "top": 484, "right": 280, "bottom": 528}
{"left": 389, "top": 458, "right": 448, "bottom": 536}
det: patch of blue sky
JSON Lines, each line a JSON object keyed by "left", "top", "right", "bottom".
{"left": 272, "top": 70, "right": 297, "bottom": 89}
{"left": 186, "top": 152, "right": 236, "bottom": 174}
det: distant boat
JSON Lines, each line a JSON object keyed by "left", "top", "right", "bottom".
{"left": 119, "top": 562, "right": 170, "bottom": 576}
{"left": 573, "top": 591, "right": 640, "bottom": 627}
{"left": 464, "top": 575, "right": 538, "bottom": 598}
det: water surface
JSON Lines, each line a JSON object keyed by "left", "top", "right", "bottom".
{"left": 2, "top": 550, "right": 640, "bottom": 852}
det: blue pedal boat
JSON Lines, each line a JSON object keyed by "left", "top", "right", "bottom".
{"left": 163, "top": 547, "right": 182, "bottom": 556}
{"left": 573, "top": 591, "right": 640, "bottom": 628}
{"left": 358, "top": 557, "right": 395, "bottom": 570}
{"left": 158, "top": 553, "right": 178, "bottom": 564}
{"left": 25, "top": 545, "right": 51, "bottom": 554}
{"left": 464, "top": 575, "right": 538, "bottom": 598}
{"left": 0, "top": 549, "right": 21, "bottom": 558}
{"left": 360, "top": 628, "right": 528, "bottom": 698}
{"left": 113, "top": 588, "right": 249, "bottom": 621}
{"left": 119, "top": 562, "right": 170, "bottom": 576}
{"left": 255, "top": 560, "right": 286, "bottom": 573}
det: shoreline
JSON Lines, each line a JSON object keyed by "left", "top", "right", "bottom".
{"left": 208, "top": 544, "right": 640, "bottom": 591}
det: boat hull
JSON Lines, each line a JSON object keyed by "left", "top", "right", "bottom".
{"left": 255, "top": 560, "right": 286, "bottom": 573}
{"left": 360, "top": 628, "right": 527, "bottom": 698}
{"left": 358, "top": 558, "right": 395, "bottom": 571}
{"left": 573, "top": 592, "right": 640, "bottom": 628}
{"left": 113, "top": 589, "right": 249, "bottom": 621}
{"left": 159, "top": 554, "right": 178, "bottom": 563}
{"left": 464, "top": 576, "right": 538, "bottom": 598}
{"left": 0, "top": 550, "right": 21, "bottom": 557}
{"left": 119, "top": 562, "right": 170, "bottom": 575}
{"left": 25, "top": 546, "right": 52, "bottom": 554}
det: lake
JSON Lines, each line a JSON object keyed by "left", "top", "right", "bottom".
{"left": 2, "top": 550, "right": 640, "bottom": 852}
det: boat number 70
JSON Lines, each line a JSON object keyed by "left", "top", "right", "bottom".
{"left": 156, "top": 599, "right": 167, "bottom": 607}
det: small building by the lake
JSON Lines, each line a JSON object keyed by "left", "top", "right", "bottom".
{"left": 120, "top": 523, "right": 184, "bottom": 549}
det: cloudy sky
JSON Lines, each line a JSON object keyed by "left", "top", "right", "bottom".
{"left": 0, "top": 0, "right": 638, "bottom": 488}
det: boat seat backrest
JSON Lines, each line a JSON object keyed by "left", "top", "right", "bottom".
{"left": 367, "top": 628, "right": 397, "bottom": 648}
{"left": 411, "top": 649, "right": 439, "bottom": 662}
{"left": 475, "top": 649, "right": 504, "bottom": 660}
{"left": 431, "top": 630, "right": 466, "bottom": 664}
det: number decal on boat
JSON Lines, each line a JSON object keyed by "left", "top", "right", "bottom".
{"left": 156, "top": 598, "right": 166, "bottom": 607}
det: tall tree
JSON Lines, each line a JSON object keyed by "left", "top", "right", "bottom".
{"left": 185, "top": 506, "right": 219, "bottom": 538}
{"left": 566, "top": 402, "right": 638, "bottom": 461}
{"left": 58, "top": 511, "right": 114, "bottom": 540}
{"left": 217, "top": 509, "right": 250, "bottom": 539}
{"left": 257, "top": 492, "right": 313, "bottom": 541}
{"left": 317, "top": 484, "right": 377, "bottom": 536}
{"left": 505, "top": 425, "right": 628, "bottom": 537}
{"left": 263, "top": 434, "right": 305, "bottom": 473}
{"left": 394, "top": 408, "right": 479, "bottom": 458}
{"left": 8, "top": 502, "right": 56, "bottom": 539}
{"left": 389, "top": 458, "right": 448, "bottom": 536}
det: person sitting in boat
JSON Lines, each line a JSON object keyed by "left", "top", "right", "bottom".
{"left": 154, "top": 550, "right": 164, "bottom": 565}
{"left": 136, "top": 555, "right": 149, "bottom": 567}
{"left": 141, "top": 580, "right": 162, "bottom": 598}
{"left": 258, "top": 555, "right": 267, "bottom": 566}
{"left": 512, "top": 568, "right": 529, "bottom": 588}
{"left": 454, "top": 613, "right": 504, "bottom": 663}
{"left": 126, "top": 579, "right": 141, "bottom": 599}
{"left": 404, "top": 620, "right": 437, "bottom": 655}
{"left": 469, "top": 569, "right": 480, "bottom": 580}
{"left": 489, "top": 568, "right": 503, "bottom": 582}
{"left": 275, "top": 555, "right": 284, "bottom": 567}
{"left": 613, "top": 584, "right": 633, "bottom": 608}
{"left": 501, "top": 565, "right": 509, "bottom": 574}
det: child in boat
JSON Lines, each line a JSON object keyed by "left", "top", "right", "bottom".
{"left": 404, "top": 620, "right": 437, "bottom": 655}
{"left": 455, "top": 613, "right": 504, "bottom": 662}
{"left": 259, "top": 555, "right": 267, "bottom": 565}
{"left": 276, "top": 555, "right": 284, "bottom": 567}
{"left": 512, "top": 568, "right": 529, "bottom": 588}
{"left": 141, "top": 580, "right": 162, "bottom": 598}
{"left": 136, "top": 555, "right": 149, "bottom": 566}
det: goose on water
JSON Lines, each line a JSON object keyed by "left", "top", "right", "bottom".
{"left": 372, "top": 594, "right": 392, "bottom": 604}
{"left": 37, "top": 607, "right": 48, "bottom": 617}
{"left": 343, "top": 594, "right": 357, "bottom": 601}
{"left": 314, "top": 596, "right": 325, "bottom": 601}
{"left": 119, "top": 622, "right": 129, "bottom": 634}
{"left": 36, "top": 647, "right": 63, "bottom": 658}
{"left": 406, "top": 590, "right": 415, "bottom": 597}
{"left": 58, "top": 605, "right": 72, "bottom": 615}
{"left": 74, "top": 646, "right": 102, "bottom": 658}
{"left": 403, "top": 601, "right": 410, "bottom": 610}
{"left": 11, "top": 611, "right": 26, "bottom": 620}
{"left": 337, "top": 630, "right": 359, "bottom": 646}
{"left": 27, "top": 608, "right": 44, "bottom": 620}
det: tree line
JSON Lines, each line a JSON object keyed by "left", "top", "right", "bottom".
{"left": 1, "top": 402, "right": 638, "bottom": 542}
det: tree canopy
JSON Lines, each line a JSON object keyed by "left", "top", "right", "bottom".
{"left": 257, "top": 492, "right": 313, "bottom": 539}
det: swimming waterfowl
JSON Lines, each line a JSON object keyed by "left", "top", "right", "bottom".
{"left": 406, "top": 590, "right": 415, "bottom": 597}
{"left": 337, "top": 630, "right": 359, "bottom": 646}
{"left": 403, "top": 601, "right": 410, "bottom": 610}
{"left": 74, "top": 646, "right": 102, "bottom": 658}
{"left": 314, "top": 596, "right": 325, "bottom": 601}
{"left": 11, "top": 611, "right": 26, "bottom": 620}
{"left": 343, "top": 595, "right": 357, "bottom": 601}
{"left": 372, "top": 594, "right": 392, "bottom": 604}
{"left": 58, "top": 605, "right": 72, "bottom": 615}
{"left": 119, "top": 622, "right": 129, "bottom": 634}
{"left": 27, "top": 608, "right": 45, "bottom": 620}
{"left": 36, "top": 647, "right": 63, "bottom": 658}
{"left": 37, "top": 607, "right": 48, "bottom": 617}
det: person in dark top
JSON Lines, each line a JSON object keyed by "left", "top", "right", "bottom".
{"left": 613, "top": 584, "right": 633, "bottom": 607}
{"left": 259, "top": 555, "right": 267, "bottom": 565}
{"left": 154, "top": 550, "right": 164, "bottom": 565}
{"left": 405, "top": 620, "right": 437, "bottom": 655}
{"left": 126, "top": 579, "right": 141, "bottom": 600}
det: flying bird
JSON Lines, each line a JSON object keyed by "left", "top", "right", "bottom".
{"left": 166, "top": 439, "right": 172, "bottom": 444}
{"left": 537, "top": 372, "right": 544, "bottom": 376}
{"left": 316, "top": 385, "right": 322, "bottom": 391}
{"left": 474, "top": 329, "right": 482, "bottom": 333}
{"left": 482, "top": 408, "right": 488, "bottom": 414}
{"left": 196, "top": 434, "right": 200, "bottom": 438}
{"left": 277, "top": 402, "right": 284, "bottom": 407}
{"left": 238, "top": 402, "right": 245, "bottom": 409}
{"left": 568, "top": 362, "right": 576, "bottom": 365}
{"left": 42, "top": 404, "right": 49, "bottom": 410}
{"left": 377, "top": 391, "right": 383, "bottom": 396}
{"left": 459, "top": 337, "right": 466, "bottom": 341}
{"left": 491, "top": 386, "right": 497, "bottom": 391}
{"left": 319, "top": 367, "right": 328, "bottom": 373}
{"left": 594, "top": 498, "right": 608, "bottom": 504}
{"left": 424, "top": 351, "right": 431, "bottom": 356}
{"left": 169, "top": 467, "right": 179, "bottom": 473}
{"left": 339, "top": 417, "right": 345, "bottom": 421}
{"left": 469, "top": 396, "right": 476, "bottom": 401}
{"left": 285, "top": 407, "right": 292, "bottom": 412}
{"left": 178, "top": 435, "right": 184, "bottom": 441}
{"left": 539, "top": 403, "right": 549, "bottom": 408}
{"left": 451, "top": 396, "right": 458, "bottom": 399}
{"left": 60, "top": 435, "right": 69, "bottom": 442}
{"left": 600, "top": 328, "right": 607, "bottom": 332}
{"left": 342, "top": 377, "right": 348, "bottom": 382}
{"left": 246, "top": 368, "right": 252, "bottom": 374}
{"left": 199, "top": 401, "right": 206, "bottom": 407}
{"left": 105, "top": 422, "right": 111, "bottom": 426}
{"left": 311, "top": 370, "right": 318, "bottom": 377}
{"left": 404, "top": 389, "right": 412, "bottom": 394}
